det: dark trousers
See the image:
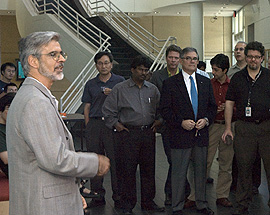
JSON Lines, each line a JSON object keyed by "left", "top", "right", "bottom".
{"left": 161, "top": 128, "right": 172, "bottom": 196}
{"left": 231, "top": 151, "right": 261, "bottom": 190}
{"left": 171, "top": 146, "right": 208, "bottom": 212}
{"left": 85, "top": 118, "right": 119, "bottom": 201}
{"left": 114, "top": 128, "right": 156, "bottom": 210}
{"left": 234, "top": 120, "right": 270, "bottom": 209}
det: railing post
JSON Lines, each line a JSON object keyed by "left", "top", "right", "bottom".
{"left": 44, "top": 0, "right": 46, "bottom": 14}
{"left": 76, "top": 14, "right": 79, "bottom": 37}
{"left": 127, "top": 18, "right": 130, "bottom": 39}
{"left": 57, "top": 0, "right": 60, "bottom": 19}
{"left": 99, "top": 32, "right": 102, "bottom": 48}
{"left": 60, "top": 98, "right": 63, "bottom": 113}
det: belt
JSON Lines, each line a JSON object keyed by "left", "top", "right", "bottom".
{"left": 214, "top": 120, "right": 225, "bottom": 124}
{"left": 124, "top": 124, "right": 153, "bottom": 131}
{"left": 240, "top": 119, "right": 269, "bottom": 124}
{"left": 90, "top": 117, "right": 104, "bottom": 121}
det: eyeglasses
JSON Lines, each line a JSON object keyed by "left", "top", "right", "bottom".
{"left": 97, "top": 61, "right": 111, "bottom": 66}
{"left": 234, "top": 48, "right": 245, "bottom": 52}
{"left": 182, "top": 57, "right": 198, "bottom": 62}
{"left": 246, "top": 55, "right": 262, "bottom": 60}
{"left": 39, "top": 51, "right": 67, "bottom": 61}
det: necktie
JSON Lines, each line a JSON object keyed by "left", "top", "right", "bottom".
{"left": 190, "top": 76, "right": 198, "bottom": 120}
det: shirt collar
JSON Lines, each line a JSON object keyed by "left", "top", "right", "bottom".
{"left": 129, "top": 78, "right": 149, "bottom": 88}
{"left": 212, "top": 75, "right": 230, "bottom": 85}
{"left": 167, "top": 67, "right": 179, "bottom": 77}
{"left": 182, "top": 70, "right": 196, "bottom": 81}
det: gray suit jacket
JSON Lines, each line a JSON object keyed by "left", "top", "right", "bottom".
{"left": 150, "top": 67, "right": 169, "bottom": 93}
{"left": 7, "top": 78, "right": 99, "bottom": 215}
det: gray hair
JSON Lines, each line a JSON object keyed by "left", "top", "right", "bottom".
{"left": 18, "top": 31, "right": 60, "bottom": 76}
{"left": 180, "top": 47, "right": 199, "bottom": 60}
{"left": 236, "top": 41, "right": 247, "bottom": 46}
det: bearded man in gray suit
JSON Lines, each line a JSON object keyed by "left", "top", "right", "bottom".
{"left": 6, "top": 31, "right": 110, "bottom": 215}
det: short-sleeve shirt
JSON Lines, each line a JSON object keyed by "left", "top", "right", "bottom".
{"left": 0, "top": 123, "right": 6, "bottom": 153}
{"left": 102, "top": 78, "right": 160, "bottom": 129}
{"left": 226, "top": 66, "right": 270, "bottom": 121}
{"left": 81, "top": 73, "right": 125, "bottom": 117}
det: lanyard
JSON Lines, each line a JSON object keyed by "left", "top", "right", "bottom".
{"left": 246, "top": 70, "right": 262, "bottom": 107}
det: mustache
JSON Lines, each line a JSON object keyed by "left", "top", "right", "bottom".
{"left": 55, "top": 63, "right": 64, "bottom": 69}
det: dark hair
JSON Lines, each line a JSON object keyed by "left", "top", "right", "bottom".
{"left": 197, "top": 61, "right": 206, "bottom": 70}
{"left": 180, "top": 47, "right": 199, "bottom": 60}
{"left": 131, "top": 55, "right": 151, "bottom": 69}
{"left": 1, "top": 62, "right": 16, "bottom": 75}
{"left": 244, "top": 41, "right": 265, "bottom": 57}
{"left": 4, "top": 83, "right": 18, "bottom": 93}
{"left": 94, "top": 51, "right": 113, "bottom": 64}
{"left": 166, "top": 45, "right": 182, "bottom": 57}
{"left": 210, "top": 54, "right": 230, "bottom": 72}
{"left": 0, "top": 93, "right": 16, "bottom": 112}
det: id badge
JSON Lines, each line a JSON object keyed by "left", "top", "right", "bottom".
{"left": 245, "top": 107, "right": 251, "bottom": 117}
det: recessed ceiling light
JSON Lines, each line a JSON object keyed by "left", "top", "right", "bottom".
{"left": 177, "top": 12, "right": 181, "bottom": 14}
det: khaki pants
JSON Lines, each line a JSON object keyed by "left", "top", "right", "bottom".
{"left": 188, "top": 122, "right": 234, "bottom": 200}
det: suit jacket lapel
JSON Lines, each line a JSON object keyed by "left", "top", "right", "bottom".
{"left": 176, "top": 71, "right": 193, "bottom": 110}
{"left": 23, "top": 78, "right": 72, "bottom": 141}
{"left": 160, "top": 68, "right": 169, "bottom": 80}
{"left": 195, "top": 73, "right": 205, "bottom": 114}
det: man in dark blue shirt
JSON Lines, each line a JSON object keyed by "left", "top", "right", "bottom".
{"left": 82, "top": 51, "right": 124, "bottom": 208}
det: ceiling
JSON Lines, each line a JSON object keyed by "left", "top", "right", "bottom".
{"left": 0, "top": 0, "right": 252, "bottom": 17}
{"left": 130, "top": 0, "right": 253, "bottom": 17}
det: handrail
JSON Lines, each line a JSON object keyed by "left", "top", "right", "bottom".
{"left": 28, "top": 0, "right": 177, "bottom": 113}
{"left": 28, "top": 0, "right": 111, "bottom": 113}
{"left": 79, "top": 0, "right": 177, "bottom": 60}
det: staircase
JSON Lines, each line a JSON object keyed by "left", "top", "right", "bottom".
{"left": 22, "top": 0, "right": 177, "bottom": 113}
{"left": 89, "top": 16, "right": 142, "bottom": 78}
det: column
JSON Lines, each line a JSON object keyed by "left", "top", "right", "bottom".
{"left": 190, "top": 2, "right": 204, "bottom": 60}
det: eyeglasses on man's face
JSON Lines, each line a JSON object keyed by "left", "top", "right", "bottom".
{"left": 246, "top": 55, "right": 262, "bottom": 60}
{"left": 234, "top": 48, "right": 245, "bottom": 52}
{"left": 39, "top": 51, "right": 67, "bottom": 61}
{"left": 96, "top": 61, "right": 111, "bottom": 67}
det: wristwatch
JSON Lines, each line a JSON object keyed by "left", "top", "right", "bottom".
{"left": 204, "top": 117, "right": 209, "bottom": 126}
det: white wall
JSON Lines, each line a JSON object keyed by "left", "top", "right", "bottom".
{"left": 15, "top": 0, "right": 97, "bottom": 82}
{"left": 244, "top": 0, "right": 270, "bottom": 49}
{"left": 0, "top": 0, "right": 16, "bottom": 10}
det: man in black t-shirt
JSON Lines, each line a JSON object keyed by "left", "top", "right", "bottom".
{"left": 222, "top": 41, "right": 270, "bottom": 214}
{"left": 0, "top": 63, "right": 16, "bottom": 94}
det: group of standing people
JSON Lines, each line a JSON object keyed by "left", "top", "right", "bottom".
{"left": 4, "top": 30, "right": 270, "bottom": 215}
{"left": 82, "top": 40, "right": 270, "bottom": 215}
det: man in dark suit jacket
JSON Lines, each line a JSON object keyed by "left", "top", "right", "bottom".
{"left": 160, "top": 47, "right": 216, "bottom": 215}
{"left": 150, "top": 44, "right": 182, "bottom": 206}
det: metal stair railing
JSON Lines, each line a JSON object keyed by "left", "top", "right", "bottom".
{"left": 28, "top": 0, "right": 111, "bottom": 113}
{"left": 78, "top": 0, "right": 177, "bottom": 65}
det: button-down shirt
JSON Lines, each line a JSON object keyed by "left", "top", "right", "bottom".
{"left": 227, "top": 63, "right": 241, "bottom": 79}
{"left": 182, "top": 70, "right": 197, "bottom": 102}
{"left": 211, "top": 76, "right": 230, "bottom": 120}
{"left": 102, "top": 78, "right": 160, "bottom": 129}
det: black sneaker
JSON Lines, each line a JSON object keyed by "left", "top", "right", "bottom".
{"left": 141, "top": 202, "right": 165, "bottom": 212}
{"left": 88, "top": 198, "right": 106, "bottom": 208}
{"left": 122, "top": 208, "right": 132, "bottom": 214}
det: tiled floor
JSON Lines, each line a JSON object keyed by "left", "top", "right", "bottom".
{"left": 74, "top": 134, "right": 270, "bottom": 215}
